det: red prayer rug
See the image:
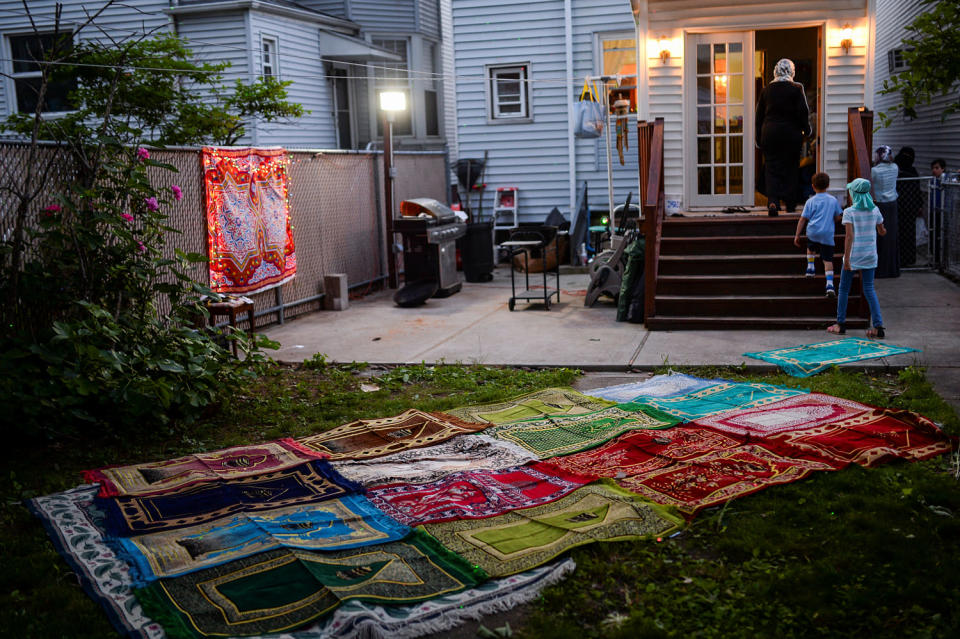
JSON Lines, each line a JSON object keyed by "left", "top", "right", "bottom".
{"left": 690, "top": 393, "right": 871, "bottom": 437}
{"left": 367, "top": 462, "right": 596, "bottom": 525}
{"left": 543, "top": 427, "right": 839, "bottom": 517}
{"left": 203, "top": 147, "right": 296, "bottom": 294}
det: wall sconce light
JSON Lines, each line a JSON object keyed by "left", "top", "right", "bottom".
{"left": 659, "top": 36, "right": 670, "bottom": 63}
{"left": 840, "top": 24, "right": 853, "bottom": 54}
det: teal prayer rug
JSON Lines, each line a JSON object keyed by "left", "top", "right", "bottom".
{"left": 628, "top": 381, "right": 808, "bottom": 421}
{"left": 743, "top": 338, "right": 920, "bottom": 377}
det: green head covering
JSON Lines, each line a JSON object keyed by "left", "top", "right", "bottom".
{"left": 846, "top": 178, "right": 875, "bottom": 211}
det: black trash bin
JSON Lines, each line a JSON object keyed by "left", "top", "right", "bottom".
{"left": 461, "top": 221, "right": 494, "bottom": 282}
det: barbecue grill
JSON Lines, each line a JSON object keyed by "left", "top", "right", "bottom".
{"left": 395, "top": 199, "right": 466, "bottom": 300}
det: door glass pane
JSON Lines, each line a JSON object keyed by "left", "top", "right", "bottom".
{"left": 715, "top": 167, "right": 727, "bottom": 194}
{"left": 729, "top": 75, "right": 743, "bottom": 103}
{"left": 730, "top": 136, "right": 743, "bottom": 163}
{"left": 728, "top": 42, "right": 743, "bottom": 73}
{"left": 714, "top": 74, "right": 727, "bottom": 104}
{"left": 713, "top": 44, "right": 726, "bottom": 73}
{"left": 714, "top": 137, "right": 726, "bottom": 164}
{"left": 697, "top": 77, "right": 710, "bottom": 104}
{"left": 729, "top": 106, "right": 743, "bottom": 133}
{"left": 714, "top": 107, "right": 727, "bottom": 134}
{"left": 697, "top": 44, "right": 710, "bottom": 74}
{"left": 698, "top": 107, "right": 711, "bottom": 134}
{"left": 698, "top": 137, "right": 711, "bottom": 164}
{"left": 730, "top": 166, "right": 743, "bottom": 194}
{"left": 698, "top": 167, "right": 711, "bottom": 195}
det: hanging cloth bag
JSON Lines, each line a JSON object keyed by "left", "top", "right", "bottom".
{"left": 574, "top": 80, "right": 605, "bottom": 139}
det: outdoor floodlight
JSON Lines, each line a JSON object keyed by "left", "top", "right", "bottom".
{"left": 380, "top": 91, "right": 407, "bottom": 112}
{"left": 840, "top": 24, "right": 853, "bottom": 54}
{"left": 659, "top": 35, "right": 670, "bottom": 63}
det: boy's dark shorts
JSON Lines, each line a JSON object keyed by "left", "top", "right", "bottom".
{"left": 806, "top": 240, "right": 835, "bottom": 263}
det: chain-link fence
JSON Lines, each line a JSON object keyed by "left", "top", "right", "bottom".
{"left": 0, "top": 142, "right": 448, "bottom": 328}
{"left": 894, "top": 176, "right": 959, "bottom": 276}
{"left": 941, "top": 182, "right": 960, "bottom": 280}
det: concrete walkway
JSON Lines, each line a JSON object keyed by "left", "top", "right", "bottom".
{"left": 264, "top": 269, "right": 960, "bottom": 410}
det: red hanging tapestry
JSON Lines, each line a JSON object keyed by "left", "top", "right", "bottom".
{"left": 203, "top": 147, "right": 296, "bottom": 294}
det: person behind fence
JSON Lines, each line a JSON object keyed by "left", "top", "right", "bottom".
{"left": 794, "top": 171, "right": 842, "bottom": 298}
{"left": 894, "top": 147, "right": 921, "bottom": 266}
{"left": 828, "top": 178, "right": 886, "bottom": 339}
{"left": 930, "top": 158, "right": 947, "bottom": 212}
{"left": 871, "top": 145, "right": 899, "bottom": 278}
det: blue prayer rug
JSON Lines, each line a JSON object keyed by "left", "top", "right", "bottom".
{"left": 743, "top": 338, "right": 920, "bottom": 377}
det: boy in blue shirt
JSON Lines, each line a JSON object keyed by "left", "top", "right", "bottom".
{"left": 794, "top": 172, "right": 843, "bottom": 297}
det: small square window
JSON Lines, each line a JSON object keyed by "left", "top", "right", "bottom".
{"left": 887, "top": 48, "right": 911, "bottom": 74}
{"left": 488, "top": 64, "right": 530, "bottom": 120}
{"left": 262, "top": 36, "right": 278, "bottom": 78}
{"left": 7, "top": 32, "right": 76, "bottom": 114}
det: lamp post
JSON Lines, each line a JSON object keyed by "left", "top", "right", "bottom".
{"left": 380, "top": 90, "right": 406, "bottom": 289}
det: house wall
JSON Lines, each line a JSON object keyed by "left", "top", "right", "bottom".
{"left": 350, "top": 0, "right": 418, "bottom": 32}
{"left": 297, "top": 1, "right": 349, "bottom": 19}
{"left": 440, "top": 0, "right": 458, "bottom": 161}
{"left": 873, "top": 0, "right": 960, "bottom": 172}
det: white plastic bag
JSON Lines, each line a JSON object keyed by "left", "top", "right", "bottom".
{"left": 916, "top": 217, "right": 929, "bottom": 247}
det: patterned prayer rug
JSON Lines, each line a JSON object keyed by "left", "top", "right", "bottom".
{"left": 203, "top": 147, "right": 297, "bottom": 294}
{"left": 297, "top": 409, "right": 488, "bottom": 460}
{"left": 113, "top": 495, "right": 410, "bottom": 586}
{"left": 543, "top": 427, "right": 839, "bottom": 517}
{"left": 484, "top": 404, "right": 679, "bottom": 459}
{"left": 445, "top": 387, "right": 615, "bottom": 425}
{"left": 83, "top": 438, "right": 324, "bottom": 498}
{"left": 690, "top": 392, "right": 872, "bottom": 437}
{"left": 135, "top": 530, "right": 486, "bottom": 639}
{"left": 367, "top": 462, "right": 596, "bottom": 525}
{"left": 743, "top": 338, "right": 920, "bottom": 377}
{"left": 629, "top": 380, "right": 808, "bottom": 422}
{"left": 423, "top": 481, "right": 682, "bottom": 577}
{"left": 331, "top": 434, "right": 538, "bottom": 487}
{"left": 586, "top": 373, "right": 719, "bottom": 403}
{"left": 99, "top": 460, "right": 361, "bottom": 537}
{"left": 766, "top": 407, "right": 954, "bottom": 468}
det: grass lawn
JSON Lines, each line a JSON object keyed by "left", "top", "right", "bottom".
{"left": 2, "top": 361, "right": 958, "bottom": 638}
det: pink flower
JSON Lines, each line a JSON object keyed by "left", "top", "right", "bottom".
{"left": 171, "top": 184, "right": 183, "bottom": 201}
{"left": 43, "top": 204, "right": 62, "bottom": 213}
{"left": 137, "top": 147, "right": 150, "bottom": 161}
{"left": 144, "top": 197, "right": 159, "bottom": 212}
{"left": 137, "top": 241, "right": 147, "bottom": 253}
{"left": 121, "top": 213, "right": 134, "bottom": 222}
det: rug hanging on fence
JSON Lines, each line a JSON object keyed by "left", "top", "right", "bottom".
{"left": 331, "top": 434, "right": 538, "bottom": 487}
{"left": 423, "top": 481, "right": 682, "bottom": 577}
{"left": 629, "top": 381, "right": 808, "bottom": 422}
{"left": 99, "top": 460, "right": 361, "bottom": 536}
{"left": 689, "top": 392, "right": 871, "bottom": 438}
{"left": 445, "top": 388, "right": 615, "bottom": 425}
{"left": 485, "top": 404, "right": 678, "bottom": 459}
{"left": 543, "top": 427, "right": 839, "bottom": 517}
{"left": 203, "top": 147, "right": 296, "bottom": 294}
{"left": 585, "top": 373, "right": 719, "bottom": 403}
{"left": 297, "top": 410, "right": 488, "bottom": 460}
{"left": 367, "top": 462, "right": 596, "bottom": 525}
{"left": 83, "top": 439, "right": 324, "bottom": 498}
{"left": 743, "top": 338, "right": 920, "bottom": 377}
{"left": 113, "top": 495, "right": 410, "bottom": 586}
{"left": 135, "top": 530, "right": 486, "bottom": 639}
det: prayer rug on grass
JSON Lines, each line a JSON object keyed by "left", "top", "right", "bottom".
{"left": 586, "top": 373, "right": 719, "bottom": 403}
{"left": 135, "top": 530, "right": 486, "bottom": 639}
{"left": 743, "top": 338, "right": 920, "bottom": 377}
{"left": 99, "top": 460, "right": 361, "bottom": 537}
{"left": 485, "top": 404, "right": 678, "bottom": 459}
{"left": 113, "top": 495, "right": 410, "bottom": 586}
{"left": 544, "top": 427, "right": 840, "bottom": 517}
{"left": 331, "top": 434, "right": 537, "bottom": 487}
{"left": 630, "top": 381, "right": 808, "bottom": 422}
{"left": 83, "top": 438, "right": 324, "bottom": 498}
{"left": 690, "top": 392, "right": 871, "bottom": 437}
{"left": 203, "top": 147, "right": 296, "bottom": 294}
{"left": 767, "top": 407, "right": 954, "bottom": 468}
{"left": 367, "top": 462, "right": 596, "bottom": 525}
{"left": 445, "top": 388, "right": 615, "bottom": 425}
{"left": 423, "top": 481, "right": 682, "bottom": 577}
{"left": 297, "top": 409, "right": 487, "bottom": 460}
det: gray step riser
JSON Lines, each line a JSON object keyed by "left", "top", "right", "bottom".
{"left": 660, "top": 237, "right": 844, "bottom": 256}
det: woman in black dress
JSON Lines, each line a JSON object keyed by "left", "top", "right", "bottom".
{"left": 755, "top": 58, "right": 811, "bottom": 216}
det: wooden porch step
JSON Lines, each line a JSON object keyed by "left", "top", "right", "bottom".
{"left": 660, "top": 235, "right": 843, "bottom": 256}
{"left": 659, "top": 254, "right": 843, "bottom": 276}
{"left": 662, "top": 215, "right": 803, "bottom": 237}
{"left": 657, "top": 274, "right": 853, "bottom": 296}
{"left": 655, "top": 295, "right": 848, "bottom": 317}
{"left": 644, "top": 316, "right": 870, "bottom": 331}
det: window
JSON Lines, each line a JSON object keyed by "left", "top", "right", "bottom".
{"left": 261, "top": 36, "right": 278, "bottom": 78}
{"left": 7, "top": 31, "right": 76, "bottom": 113}
{"left": 599, "top": 33, "right": 637, "bottom": 112}
{"left": 488, "top": 64, "right": 530, "bottom": 120}
{"left": 887, "top": 48, "right": 911, "bottom": 74}
{"left": 372, "top": 38, "right": 412, "bottom": 136}
{"left": 424, "top": 41, "right": 439, "bottom": 136}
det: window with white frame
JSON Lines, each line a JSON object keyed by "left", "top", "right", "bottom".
{"left": 887, "top": 48, "right": 911, "bottom": 74}
{"left": 6, "top": 31, "right": 76, "bottom": 113}
{"left": 598, "top": 33, "right": 637, "bottom": 112}
{"left": 372, "top": 37, "right": 412, "bottom": 136}
{"left": 488, "top": 64, "right": 529, "bottom": 120}
{"left": 261, "top": 36, "right": 278, "bottom": 78}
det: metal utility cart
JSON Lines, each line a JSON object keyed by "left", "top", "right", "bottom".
{"left": 502, "top": 226, "right": 560, "bottom": 311}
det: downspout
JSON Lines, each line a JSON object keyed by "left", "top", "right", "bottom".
{"left": 864, "top": 0, "right": 876, "bottom": 111}
{"left": 244, "top": 9, "right": 258, "bottom": 145}
{"left": 564, "top": 0, "right": 575, "bottom": 218}
{"left": 635, "top": 0, "right": 648, "bottom": 121}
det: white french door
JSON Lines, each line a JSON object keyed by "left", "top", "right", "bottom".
{"left": 685, "top": 32, "right": 754, "bottom": 208}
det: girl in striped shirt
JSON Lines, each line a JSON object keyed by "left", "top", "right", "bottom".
{"left": 827, "top": 178, "right": 887, "bottom": 338}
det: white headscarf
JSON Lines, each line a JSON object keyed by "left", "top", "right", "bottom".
{"left": 773, "top": 58, "right": 795, "bottom": 82}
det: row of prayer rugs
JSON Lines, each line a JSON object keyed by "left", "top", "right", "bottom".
{"left": 31, "top": 374, "right": 953, "bottom": 638}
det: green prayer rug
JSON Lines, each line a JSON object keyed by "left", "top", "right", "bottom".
{"left": 445, "top": 387, "right": 615, "bottom": 425}
{"left": 135, "top": 530, "right": 485, "bottom": 638}
{"left": 743, "top": 338, "right": 920, "bottom": 377}
{"left": 628, "top": 381, "right": 808, "bottom": 421}
{"left": 423, "top": 481, "right": 682, "bottom": 577}
{"left": 485, "top": 404, "right": 678, "bottom": 459}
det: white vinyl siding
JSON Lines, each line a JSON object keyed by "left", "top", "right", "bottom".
{"left": 349, "top": 0, "right": 417, "bottom": 31}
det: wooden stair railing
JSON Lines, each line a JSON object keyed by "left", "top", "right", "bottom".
{"left": 640, "top": 117, "right": 665, "bottom": 323}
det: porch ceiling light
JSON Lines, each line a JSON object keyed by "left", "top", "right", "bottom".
{"left": 840, "top": 24, "right": 853, "bottom": 54}
{"left": 658, "top": 35, "right": 670, "bottom": 63}
{"left": 379, "top": 91, "right": 407, "bottom": 112}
